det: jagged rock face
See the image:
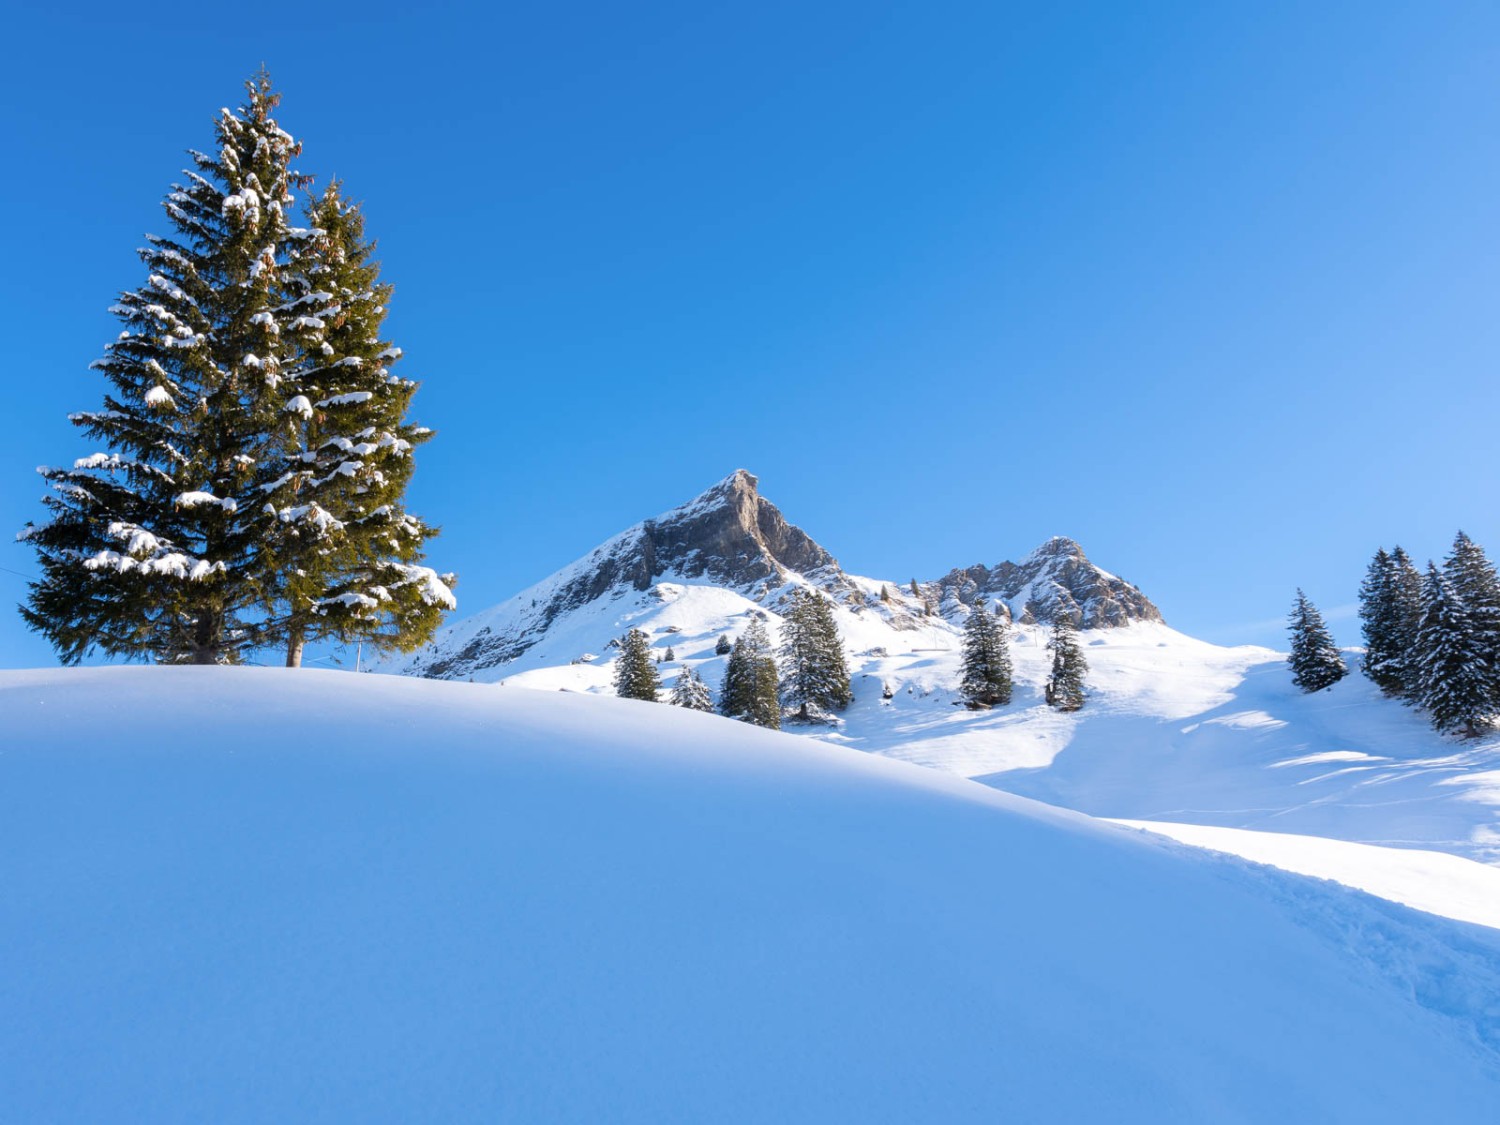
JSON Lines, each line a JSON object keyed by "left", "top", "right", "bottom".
{"left": 929, "top": 537, "right": 1162, "bottom": 629}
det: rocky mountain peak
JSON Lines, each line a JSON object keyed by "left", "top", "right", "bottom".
{"left": 929, "top": 538, "right": 1161, "bottom": 629}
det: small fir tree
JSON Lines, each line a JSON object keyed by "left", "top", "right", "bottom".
{"left": 669, "top": 667, "right": 715, "bottom": 712}
{"left": 960, "top": 602, "right": 1013, "bottom": 707}
{"left": 778, "top": 587, "right": 852, "bottom": 721}
{"left": 1415, "top": 563, "right": 1491, "bottom": 736}
{"left": 719, "top": 619, "right": 780, "bottom": 728}
{"left": 1287, "top": 589, "right": 1347, "bottom": 692}
{"left": 1045, "top": 616, "right": 1088, "bottom": 711}
{"left": 1442, "top": 532, "right": 1500, "bottom": 710}
{"left": 715, "top": 634, "right": 732, "bottom": 656}
{"left": 613, "top": 627, "right": 661, "bottom": 702}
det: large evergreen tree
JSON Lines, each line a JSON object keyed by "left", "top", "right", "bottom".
{"left": 719, "top": 619, "right": 780, "bottom": 729}
{"left": 21, "top": 75, "right": 306, "bottom": 663}
{"left": 613, "top": 627, "right": 661, "bottom": 702}
{"left": 261, "top": 182, "right": 452, "bottom": 666}
{"left": 1415, "top": 563, "right": 1491, "bottom": 736}
{"left": 1044, "top": 616, "right": 1087, "bottom": 712}
{"left": 669, "top": 666, "right": 715, "bottom": 712}
{"left": 1442, "top": 532, "right": 1500, "bottom": 710}
{"left": 959, "top": 602, "right": 1013, "bottom": 707}
{"left": 777, "top": 587, "right": 851, "bottom": 721}
{"left": 1287, "top": 589, "right": 1347, "bottom": 692}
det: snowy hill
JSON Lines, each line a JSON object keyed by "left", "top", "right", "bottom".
{"left": 4, "top": 667, "right": 1500, "bottom": 1122}
{"left": 382, "top": 472, "right": 1500, "bottom": 890}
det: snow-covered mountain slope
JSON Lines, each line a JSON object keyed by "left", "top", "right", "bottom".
{"left": 383, "top": 469, "right": 1159, "bottom": 680}
{"left": 4, "top": 667, "right": 1500, "bottom": 1123}
{"left": 379, "top": 470, "right": 1500, "bottom": 900}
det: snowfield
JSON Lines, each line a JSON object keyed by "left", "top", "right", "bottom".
{"left": 3, "top": 667, "right": 1500, "bottom": 1122}
{"left": 387, "top": 572, "right": 1500, "bottom": 924}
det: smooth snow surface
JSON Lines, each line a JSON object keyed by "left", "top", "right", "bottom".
{"left": 3, "top": 668, "right": 1500, "bottom": 1123}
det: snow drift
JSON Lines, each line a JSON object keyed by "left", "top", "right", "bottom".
{"left": 2, "top": 667, "right": 1498, "bottom": 1122}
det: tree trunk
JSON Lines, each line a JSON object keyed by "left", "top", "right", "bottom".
{"left": 286, "top": 630, "right": 304, "bottom": 669}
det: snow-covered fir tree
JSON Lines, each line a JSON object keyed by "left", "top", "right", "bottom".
{"left": 262, "top": 181, "right": 452, "bottom": 666}
{"left": 20, "top": 75, "right": 307, "bottom": 664}
{"left": 1359, "top": 549, "right": 1408, "bottom": 696}
{"left": 1415, "top": 563, "right": 1491, "bottom": 736}
{"left": 1442, "top": 532, "right": 1500, "bottom": 710}
{"left": 1287, "top": 590, "right": 1347, "bottom": 692}
{"left": 669, "top": 666, "right": 714, "bottom": 712}
{"left": 613, "top": 627, "right": 661, "bottom": 702}
{"left": 1044, "top": 615, "right": 1087, "bottom": 712}
{"left": 720, "top": 619, "right": 780, "bottom": 729}
{"left": 1388, "top": 546, "right": 1426, "bottom": 698}
{"left": 777, "top": 587, "right": 851, "bottom": 721}
{"left": 959, "top": 601, "right": 1013, "bottom": 707}
{"left": 715, "top": 634, "right": 732, "bottom": 655}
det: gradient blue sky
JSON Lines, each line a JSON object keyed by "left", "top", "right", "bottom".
{"left": 2, "top": 1, "right": 1497, "bottom": 667}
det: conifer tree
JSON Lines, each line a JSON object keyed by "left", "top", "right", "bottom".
{"left": 1359, "top": 549, "right": 1407, "bottom": 696}
{"left": 960, "top": 602, "right": 1013, "bottom": 707}
{"left": 669, "top": 666, "right": 714, "bottom": 712}
{"left": 262, "top": 181, "right": 452, "bottom": 666}
{"left": 778, "top": 587, "right": 852, "bottom": 721}
{"left": 1044, "top": 615, "right": 1087, "bottom": 711}
{"left": 1415, "top": 563, "right": 1491, "bottom": 736}
{"left": 21, "top": 75, "right": 306, "bottom": 664}
{"left": 613, "top": 627, "right": 661, "bottom": 702}
{"left": 1442, "top": 532, "right": 1500, "bottom": 710}
{"left": 1388, "top": 546, "right": 1426, "bottom": 698}
{"left": 719, "top": 619, "right": 780, "bottom": 729}
{"left": 715, "top": 634, "right": 732, "bottom": 656}
{"left": 1287, "top": 590, "right": 1347, "bottom": 692}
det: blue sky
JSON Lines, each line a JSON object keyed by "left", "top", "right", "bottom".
{"left": 2, "top": 1, "right": 1497, "bottom": 667}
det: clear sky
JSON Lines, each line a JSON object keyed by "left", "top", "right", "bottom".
{"left": 2, "top": 1, "right": 1497, "bottom": 668}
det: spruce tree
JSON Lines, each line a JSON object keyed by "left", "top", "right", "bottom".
{"left": 1442, "top": 532, "right": 1500, "bottom": 710}
{"left": 715, "top": 634, "right": 732, "bottom": 656}
{"left": 1287, "top": 589, "right": 1347, "bottom": 692}
{"left": 1388, "top": 547, "right": 1426, "bottom": 698}
{"left": 778, "top": 587, "right": 852, "bottom": 721}
{"left": 1415, "top": 563, "right": 1491, "bottom": 736}
{"left": 613, "top": 627, "right": 661, "bottom": 701}
{"left": 262, "top": 181, "right": 452, "bottom": 666}
{"left": 20, "top": 75, "right": 306, "bottom": 664}
{"left": 1044, "top": 615, "right": 1087, "bottom": 712}
{"left": 960, "top": 602, "right": 1013, "bottom": 707}
{"left": 1359, "top": 548, "right": 1407, "bottom": 696}
{"left": 669, "top": 666, "right": 715, "bottom": 712}
{"left": 719, "top": 619, "right": 780, "bottom": 729}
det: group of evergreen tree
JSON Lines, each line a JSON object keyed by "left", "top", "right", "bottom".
{"left": 777, "top": 587, "right": 852, "bottom": 720}
{"left": 718, "top": 618, "right": 783, "bottom": 728}
{"left": 1044, "top": 615, "right": 1088, "bottom": 712}
{"left": 19, "top": 74, "right": 452, "bottom": 666}
{"left": 615, "top": 589, "right": 854, "bottom": 730}
{"left": 1287, "top": 590, "right": 1348, "bottom": 692}
{"left": 1357, "top": 533, "right": 1500, "bottom": 736}
{"left": 959, "top": 602, "right": 1013, "bottom": 707}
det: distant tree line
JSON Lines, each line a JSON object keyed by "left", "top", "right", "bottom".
{"left": 1290, "top": 532, "right": 1500, "bottom": 737}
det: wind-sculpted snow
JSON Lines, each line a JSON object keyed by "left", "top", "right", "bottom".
{"left": 2, "top": 666, "right": 1499, "bottom": 1122}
